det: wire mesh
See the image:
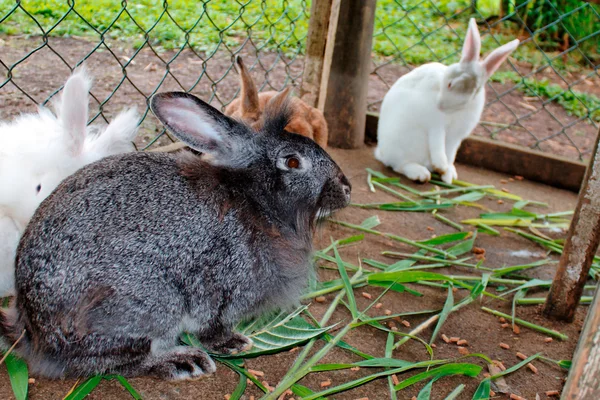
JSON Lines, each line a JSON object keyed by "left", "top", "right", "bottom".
{"left": 369, "top": 0, "right": 600, "bottom": 161}
{"left": 0, "top": 1, "right": 598, "bottom": 159}
{"left": 0, "top": 0, "right": 309, "bottom": 149}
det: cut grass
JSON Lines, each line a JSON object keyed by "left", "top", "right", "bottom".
{"left": 1, "top": 169, "right": 580, "bottom": 399}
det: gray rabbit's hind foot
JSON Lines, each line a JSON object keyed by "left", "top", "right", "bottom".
{"left": 146, "top": 346, "right": 216, "bottom": 381}
{"left": 203, "top": 332, "right": 253, "bottom": 355}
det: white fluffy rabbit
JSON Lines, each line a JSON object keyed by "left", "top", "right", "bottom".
{"left": 375, "top": 18, "right": 519, "bottom": 184}
{"left": 0, "top": 66, "right": 139, "bottom": 296}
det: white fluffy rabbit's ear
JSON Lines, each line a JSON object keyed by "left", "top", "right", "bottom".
{"left": 59, "top": 65, "right": 92, "bottom": 156}
{"left": 150, "top": 92, "right": 252, "bottom": 167}
{"left": 481, "top": 39, "right": 520, "bottom": 79}
{"left": 460, "top": 18, "right": 481, "bottom": 64}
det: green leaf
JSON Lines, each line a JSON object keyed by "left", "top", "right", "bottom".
{"left": 418, "top": 232, "right": 471, "bottom": 245}
{"left": 444, "top": 384, "right": 466, "bottom": 400}
{"left": 5, "top": 353, "right": 28, "bottom": 400}
{"left": 230, "top": 372, "right": 247, "bottom": 400}
{"left": 355, "top": 358, "right": 414, "bottom": 368}
{"left": 369, "top": 271, "right": 459, "bottom": 286}
{"left": 446, "top": 231, "right": 477, "bottom": 257}
{"left": 452, "top": 191, "right": 486, "bottom": 203}
{"left": 417, "top": 379, "right": 435, "bottom": 400}
{"left": 471, "top": 378, "right": 491, "bottom": 400}
{"left": 386, "top": 332, "right": 398, "bottom": 400}
{"left": 430, "top": 285, "right": 454, "bottom": 344}
{"left": 115, "top": 376, "right": 142, "bottom": 400}
{"left": 217, "top": 359, "right": 269, "bottom": 393}
{"left": 394, "top": 363, "right": 482, "bottom": 391}
{"left": 360, "top": 215, "right": 381, "bottom": 229}
{"left": 558, "top": 360, "right": 572, "bottom": 369}
{"left": 490, "top": 354, "right": 542, "bottom": 379}
{"left": 310, "top": 363, "right": 354, "bottom": 372}
{"left": 64, "top": 376, "right": 103, "bottom": 400}
{"left": 291, "top": 384, "right": 320, "bottom": 398}
{"left": 333, "top": 242, "right": 358, "bottom": 319}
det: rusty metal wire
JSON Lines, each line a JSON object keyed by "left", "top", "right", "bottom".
{"left": 369, "top": 0, "right": 600, "bottom": 161}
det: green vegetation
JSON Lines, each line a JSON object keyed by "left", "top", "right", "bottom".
{"left": 1, "top": 168, "right": 581, "bottom": 398}
{"left": 0, "top": 0, "right": 597, "bottom": 67}
{"left": 491, "top": 70, "right": 600, "bottom": 122}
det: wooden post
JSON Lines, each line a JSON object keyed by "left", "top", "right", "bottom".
{"left": 544, "top": 127, "right": 600, "bottom": 322}
{"left": 318, "top": 0, "right": 377, "bottom": 149}
{"left": 560, "top": 285, "right": 600, "bottom": 398}
{"left": 299, "top": 0, "right": 335, "bottom": 107}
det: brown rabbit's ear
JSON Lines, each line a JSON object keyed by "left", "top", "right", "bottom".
{"left": 235, "top": 56, "right": 260, "bottom": 116}
{"left": 261, "top": 87, "right": 293, "bottom": 133}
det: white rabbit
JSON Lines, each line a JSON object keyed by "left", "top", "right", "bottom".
{"left": 375, "top": 18, "right": 519, "bottom": 184}
{"left": 0, "top": 66, "right": 139, "bottom": 297}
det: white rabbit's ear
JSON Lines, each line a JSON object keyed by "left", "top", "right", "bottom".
{"left": 460, "top": 18, "right": 481, "bottom": 64}
{"left": 59, "top": 65, "right": 92, "bottom": 156}
{"left": 150, "top": 92, "right": 252, "bottom": 167}
{"left": 481, "top": 39, "right": 519, "bottom": 78}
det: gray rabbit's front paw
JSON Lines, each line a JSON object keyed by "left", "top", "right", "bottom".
{"left": 206, "top": 333, "right": 253, "bottom": 355}
{"left": 148, "top": 347, "right": 216, "bottom": 381}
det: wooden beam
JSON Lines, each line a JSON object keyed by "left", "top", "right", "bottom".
{"left": 365, "top": 112, "right": 586, "bottom": 192}
{"left": 299, "top": 0, "right": 335, "bottom": 107}
{"left": 559, "top": 285, "right": 600, "bottom": 398}
{"left": 544, "top": 127, "right": 600, "bottom": 321}
{"left": 319, "top": 0, "right": 377, "bottom": 149}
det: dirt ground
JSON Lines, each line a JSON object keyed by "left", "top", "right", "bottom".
{"left": 0, "top": 34, "right": 598, "bottom": 159}
{"left": 0, "top": 144, "right": 586, "bottom": 400}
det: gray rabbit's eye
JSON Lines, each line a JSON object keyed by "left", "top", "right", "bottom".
{"left": 286, "top": 156, "right": 300, "bottom": 169}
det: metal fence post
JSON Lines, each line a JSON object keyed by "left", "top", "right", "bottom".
{"left": 544, "top": 126, "right": 600, "bottom": 322}
{"left": 318, "top": 0, "right": 377, "bottom": 149}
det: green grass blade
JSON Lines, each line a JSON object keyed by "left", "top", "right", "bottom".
{"left": 432, "top": 212, "right": 464, "bottom": 231}
{"left": 446, "top": 231, "right": 477, "bottom": 256}
{"left": 394, "top": 363, "right": 482, "bottom": 391}
{"left": 386, "top": 332, "right": 398, "bottom": 400}
{"left": 218, "top": 359, "right": 269, "bottom": 393}
{"left": 471, "top": 378, "right": 491, "bottom": 400}
{"left": 115, "top": 376, "right": 143, "bottom": 400}
{"left": 329, "top": 219, "right": 457, "bottom": 259}
{"left": 333, "top": 242, "right": 358, "bottom": 319}
{"left": 4, "top": 353, "right": 28, "bottom": 400}
{"left": 490, "top": 353, "right": 542, "bottom": 379}
{"left": 64, "top": 376, "right": 103, "bottom": 400}
{"left": 290, "top": 384, "right": 322, "bottom": 398}
{"left": 360, "top": 215, "right": 381, "bottom": 229}
{"left": 416, "top": 379, "right": 435, "bottom": 400}
{"left": 430, "top": 285, "right": 454, "bottom": 344}
{"left": 481, "top": 308, "right": 568, "bottom": 340}
{"left": 229, "top": 372, "right": 247, "bottom": 400}
{"left": 418, "top": 232, "right": 471, "bottom": 245}
{"left": 444, "top": 384, "right": 466, "bottom": 400}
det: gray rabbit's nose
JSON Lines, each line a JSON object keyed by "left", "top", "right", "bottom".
{"left": 339, "top": 174, "right": 351, "bottom": 202}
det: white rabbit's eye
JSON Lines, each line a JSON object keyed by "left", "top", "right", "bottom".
{"left": 286, "top": 156, "right": 300, "bottom": 169}
{"left": 447, "top": 82, "right": 452, "bottom": 89}
{"left": 36, "top": 184, "right": 42, "bottom": 194}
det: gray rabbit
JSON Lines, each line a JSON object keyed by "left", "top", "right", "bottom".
{"left": 0, "top": 90, "right": 351, "bottom": 380}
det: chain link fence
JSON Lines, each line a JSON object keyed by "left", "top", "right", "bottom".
{"left": 0, "top": 0, "right": 599, "bottom": 159}
{"left": 0, "top": 0, "right": 309, "bottom": 149}
{"left": 369, "top": 0, "right": 600, "bottom": 161}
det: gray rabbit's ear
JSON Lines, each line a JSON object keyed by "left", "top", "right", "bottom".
{"left": 151, "top": 92, "right": 250, "bottom": 165}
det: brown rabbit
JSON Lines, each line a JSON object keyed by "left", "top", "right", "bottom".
{"left": 225, "top": 56, "right": 329, "bottom": 149}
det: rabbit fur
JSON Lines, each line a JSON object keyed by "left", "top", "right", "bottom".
{"left": 225, "top": 56, "right": 329, "bottom": 149}
{"left": 0, "top": 66, "right": 138, "bottom": 297}
{"left": 375, "top": 18, "right": 519, "bottom": 184}
{"left": 0, "top": 90, "right": 351, "bottom": 380}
